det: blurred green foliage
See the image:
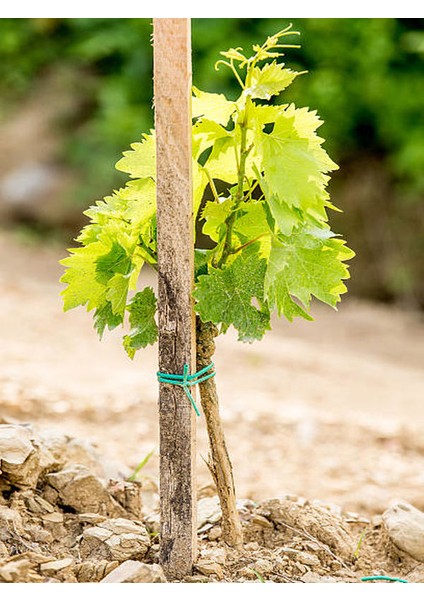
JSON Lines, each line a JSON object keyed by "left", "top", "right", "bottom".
{"left": 0, "top": 18, "right": 154, "bottom": 198}
{"left": 0, "top": 18, "right": 423, "bottom": 306}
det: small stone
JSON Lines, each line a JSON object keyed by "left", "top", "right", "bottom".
{"left": 280, "top": 546, "right": 301, "bottom": 558}
{"left": 251, "top": 514, "right": 273, "bottom": 528}
{"left": 198, "top": 522, "right": 213, "bottom": 534}
{"left": 296, "top": 551, "right": 321, "bottom": 567}
{"left": 312, "top": 499, "right": 342, "bottom": 517}
{"left": 29, "top": 526, "right": 53, "bottom": 544}
{"left": 200, "top": 546, "right": 226, "bottom": 565}
{"left": 253, "top": 558, "right": 273, "bottom": 575}
{"left": 0, "top": 505, "right": 24, "bottom": 530}
{"left": 237, "top": 498, "right": 257, "bottom": 517}
{"left": 294, "top": 562, "right": 308, "bottom": 574}
{"left": 78, "top": 513, "right": 107, "bottom": 524}
{"left": 285, "top": 494, "right": 300, "bottom": 502}
{"left": 303, "top": 541, "right": 322, "bottom": 553}
{"left": 195, "top": 547, "right": 227, "bottom": 579}
{"left": 38, "top": 430, "right": 102, "bottom": 476}
{"left": 197, "top": 496, "right": 222, "bottom": 528}
{"left": 39, "top": 558, "right": 74, "bottom": 573}
{"left": 75, "top": 560, "right": 119, "bottom": 582}
{"left": 42, "top": 485, "right": 59, "bottom": 506}
{"left": 244, "top": 541, "right": 260, "bottom": 551}
{"left": 195, "top": 560, "right": 223, "bottom": 578}
{"left": 345, "top": 511, "right": 370, "bottom": 524}
{"left": 259, "top": 498, "right": 355, "bottom": 561}
{"left": 0, "top": 557, "right": 34, "bottom": 583}
{"left": 100, "top": 560, "right": 166, "bottom": 583}
{"left": 300, "top": 572, "right": 337, "bottom": 583}
{"left": 0, "top": 425, "right": 57, "bottom": 488}
{"left": 46, "top": 465, "right": 124, "bottom": 516}
{"left": 184, "top": 575, "right": 210, "bottom": 583}
{"left": 108, "top": 480, "right": 143, "bottom": 518}
{"left": 279, "top": 494, "right": 307, "bottom": 507}
{"left": 208, "top": 526, "right": 222, "bottom": 541}
{"left": 0, "top": 552, "right": 50, "bottom": 583}
{"left": 0, "top": 424, "right": 33, "bottom": 464}
{"left": 42, "top": 512, "right": 63, "bottom": 523}
{"left": 383, "top": 501, "right": 424, "bottom": 562}
{"left": 0, "top": 505, "right": 27, "bottom": 548}
{"left": 406, "top": 564, "right": 424, "bottom": 583}
{"left": 24, "top": 493, "right": 55, "bottom": 515}
{"left": 80, "top": 518, "right": 150, "bottom": 561}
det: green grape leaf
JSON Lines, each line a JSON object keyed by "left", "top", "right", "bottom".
{"left": 115, "top": 132, "right": 156, "bottom": 179}
{"left": 250, "top": 104, "right": 287, "bottom": 132}
{"left": 106, "top": 273, "right": 131, "bottom": 316}
{"left": 194, "top": 248, "right": 211, "bottom": 280}
{"left": 192, "top": 119, "right": 236, "bottom": 203}
{"left": 96, "top": 241, "right": 132, "bottom": 284}
{"left": 205, "top": 135, "right": 238, "bottom": 183}
{"left": 234, "top": 201, "right": 268, "bottom": 239}
{"left": 94, "top": 301, "right": 123, "bottom": 339}
{"left": 193, "top": 161, "right": 209, "bottom": 217}
{"left": 233, "top": 201, "right": 271, "bottom": 258}
{"left": 80, "top": 179, "right": 156, "bottom": 252}
{"left": 202, "top": 129, "right": 258, "bottom": 185}
{"left": 258, "top": 109, "right": 338, "bottom": 233}
{"left": 192, "top": 87, "right": 236, "bottom": 126}
{"left": 246, "top": 62, "right": 300, "bottom": 100}
{"left": 122, "top": 178, "right": 156, "bottom": 228}
{"left": 285, "top": 104, "right": 324, "bottom": 141}
{"left": 202, "top": 198, "right": 233, "bottom": 242}
{"left": 265, "top": 230, "right": 355, "bottom": 321}
{"left": 194, "top": 116, "right": 255, "bottom": 184}
{"left": 60, "top": 242, "right": 109, "bottom": 311}
{"left": 193, "top": 119, "right": 230, "bottom": 158}
{"left": 258, "top": 172, "right": 301, "bottom": 236}
{"left": 123, "top": 287, "right": 158, "bottom": 359}
{"left": 194, "top": 247, "right": 271, "bottom": 342}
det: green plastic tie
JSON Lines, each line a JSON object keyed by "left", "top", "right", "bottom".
{"left": 361, "top": 576, "right": 408, "bottom": 583}
{"left": 157, "top": 362, "right": 215, "bottom": 417}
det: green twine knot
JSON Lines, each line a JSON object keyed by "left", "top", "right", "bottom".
{"left": 157, "top": 362, "right": 215, "bottom": 417}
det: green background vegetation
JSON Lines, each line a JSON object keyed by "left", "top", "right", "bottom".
{"left": 0, "top": 18, "right": 423, "bottom": 307}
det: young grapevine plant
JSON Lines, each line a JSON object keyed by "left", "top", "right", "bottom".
{"left": 60, "top": 26, "right": 354, "bottom": 546}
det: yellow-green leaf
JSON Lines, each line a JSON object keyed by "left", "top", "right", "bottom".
{"left": 115, "top": 132, "right": 156, "bottom": 179}
{"left": 192, "top": 87, "right": 236, "bottom": 126}
{"left": 246, "top": 62, "right": 301, "bottom": 100}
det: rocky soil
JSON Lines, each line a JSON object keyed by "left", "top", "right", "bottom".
{"left": 0, "top": 231, "right": 424, "bottom": 583}
{"left": 1, "top": 422, "right": 424, "bottom": 584}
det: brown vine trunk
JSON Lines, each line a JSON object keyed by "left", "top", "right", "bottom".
{"left": 196, "top": 317, "right": 243, "bottom": 548}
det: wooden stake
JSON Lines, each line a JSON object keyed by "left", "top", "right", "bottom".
{"left": 153, "top": 18, "right": 196, "bottom": 579}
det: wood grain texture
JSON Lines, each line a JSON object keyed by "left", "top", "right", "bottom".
{"left": 153, "top": 18, "right": 197, "bottom": 579}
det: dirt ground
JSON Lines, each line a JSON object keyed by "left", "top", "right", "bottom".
{"left": 1, "top": 229, "right": 424, "bottom": 583}
{"left": 1, "top": 229, "right": 424, "bottom": 512}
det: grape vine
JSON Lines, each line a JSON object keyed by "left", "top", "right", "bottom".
{"left": 60, "top": 25, "right": 354, "bottom": 353}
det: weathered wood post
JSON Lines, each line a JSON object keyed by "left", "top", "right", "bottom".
{"left": 153, "top": 18, "right": 197, "bottom": 579}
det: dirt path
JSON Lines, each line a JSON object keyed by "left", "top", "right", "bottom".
{"left": 1, "top": 230, "right": 424, "bottom": 516}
